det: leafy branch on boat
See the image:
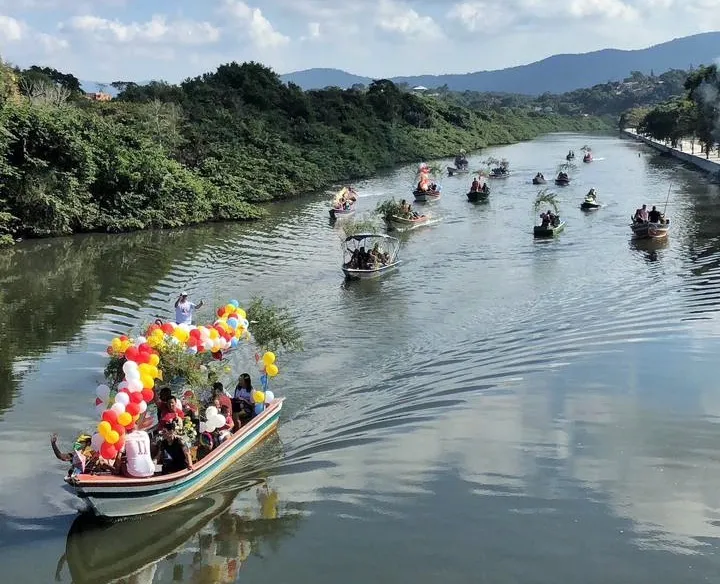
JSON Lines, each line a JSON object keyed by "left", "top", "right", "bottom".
{"left": 556, "top": 162, "right": 575, "bottom": 173}
{"left": 374, "top": 199, "right": 405, "bottom": 222}
{"left": 533, "top": 189, "right": 560, "bottom": 213}
{"left": 246, "top": 297, "right": 303, "bottom": 353}
{"left": 341, "top": 218, "right": 380, "bottom": 238}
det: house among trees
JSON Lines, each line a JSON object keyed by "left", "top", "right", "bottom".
{"left": 85, "top": 91, "right": 112, "bottom": 101}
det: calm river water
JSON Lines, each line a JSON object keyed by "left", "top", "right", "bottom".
{"left": 2, "top": 133, "right": 720, "bottom": 583}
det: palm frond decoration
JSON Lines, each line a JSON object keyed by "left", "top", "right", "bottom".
{"left": 533, "top": 189, "right": 560, "bottom": 213}
{"left": 556, "top": 161, "right": 575, "bottom": 173}
{"left": 581, "top": 144, "right": 592, "bottom": 152}
{"left": 375, "top": 198, "right": 406, "bottom": 222}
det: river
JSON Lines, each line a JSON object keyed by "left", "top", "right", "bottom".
{"left": 2, "top": 132, "right": 720, "bottom": 583}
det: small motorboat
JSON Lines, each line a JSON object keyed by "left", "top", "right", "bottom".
{"left": 413, "top": 189, "right": 441, "bottom": 202}
{"left": 532, "top": 174, "right": 547, "bottom": 185}
{"left": 555, "top": 173, "right": 570, "bottom": 186}
{"left": 467, "top": 189, "right": 489, "bottom": 203}
{"left": 488, "top": 167, "right": 510, "bottom": 179}
{"left": 534, "top": 220, "right": 566, "bottom": 238}
{"left": 583, "top": 152, "right": 593, "bottom": 163}
{"left": 630, "top": 218, "right": 670, "bottom": 239}
{"left": 342, "top": 233, "right": 401, "bottom": 280}
{"left": 329, "top": 187, "right": 357, "bottom": 219}
{"left": 566, "top": 151, "right": 575, "bottom": 161}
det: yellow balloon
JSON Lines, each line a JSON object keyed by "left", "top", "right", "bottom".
{"left": 225, "top": 304, "right": 235, "bottom": 314}
{"left": 149, "top": 353, "right": 160, "bottom": 367}
{"left": 106, "top": 430, "right": 119, "bottom": 445}
{"left": 118, "top": 412, "right": 132, "bottom": 426}
{"left": 266, "top": 363, "right": 279, "bottom": 377}
{"left": 148, "top": 365, "right": 159, "bottom": 379}
{"left": 252, "top": 390, "right": 265, "bottom": 404}
{"left": 141, "top": 374, "right": 154, "bottom": 389}
{"left": 209, "top": 329, "right": 219, "bottom": 339}
{"left": 138, "top": 363, "right": 152, "bottom": 376}
{"left": 236, "top": 308, "right": 246, "bottom": 319}
{"left": 98, "top": 421, "right": 111, "bottom": 436}
{"left": 262, "top": 351, "right": 276, "bottom": 366}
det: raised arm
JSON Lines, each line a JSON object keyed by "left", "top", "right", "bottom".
{"left": 50, "top": 434, "right": 72, "bottom": 462}
{"left": 183, "top": 444, "right": 194, "bottom": 471}
{"left": 174, "top": 295, "right": 181, "bottom": 308}
{"left": 196, "top": 300, "right": 204, "bottom": 309}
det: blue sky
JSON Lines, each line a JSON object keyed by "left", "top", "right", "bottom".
{"left": 0, "top": 0, "right": 717, "bottom": 82}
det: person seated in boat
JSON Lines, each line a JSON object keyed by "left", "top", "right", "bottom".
{"left": 156, "top": 421, "right": 193, "bottom": 474}
{"left": 586, "top": 188, "right": 597, "bottom": 201}
{"left": 416, "top": 179, "right": 425, "bottom": 192}
{"left": 648, "top": 205, "right": 663, "bottom": 223}
{"left": 160, "top": 395, "right": 185, "bottom": 425}
{"left": 634, "top": 204, "right": 648, "bottom": 223}
{"left": 231, "top": 373, "right": 255, "bottom": 431}
{"left": 120, "top": 422, "right": 157, "bottom": 478}
{"left": 480, "top": 182, "right": 489, "bottom": 194}
{"left": 470, "top": 177, "right": 480, "bottom": 192}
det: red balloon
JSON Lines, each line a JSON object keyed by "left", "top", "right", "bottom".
{"left": 100, "top": 443, "right": 117, "bottom": 460}
{"left": 101, "top": 410, "right": 118, "bottom": 425}
{"left": 115, "top": 436, "right": 125, "bottom": 452}
{"left": 130, "top": 391, "right": 143, "bottom": 404}
{"left": 112, "top": 423, "right": 126, "bottom": 435}
{"left": 189, "top": 328, "right": 201, "bottom": 338}
{"left": 126, "top": 402, "right": 140, "bottom": 417}
{"left": 125, "top": 346, "right": 139, "bottom": 362}
{"left": 216, "top": 307, "right": 225, "bottom": 317}
{"left": 161, "top": 323, "right": 174, "bottom": 335}
{"left": 142, "top": 388, "right": 154, "bottom": 402}
{"left": 138, "top": 343, "right": 152, "bottom": 354}
{"left": 119, "top": 335, "right": 129, "bottom": 342}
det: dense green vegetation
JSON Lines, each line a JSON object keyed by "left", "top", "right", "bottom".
{"left": 0, "top": 60, "right": 608, "bottom": 245}
{"left": 630, "top": 65, "right": 719, "bottom": 158}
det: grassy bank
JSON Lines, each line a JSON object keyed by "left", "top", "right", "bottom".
{"left": 0, "top": 61, "right": 609, "bottom": 245}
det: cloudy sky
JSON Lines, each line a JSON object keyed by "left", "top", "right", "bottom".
{"left": 0, "top": 0, "right": 717, "bottom": 82}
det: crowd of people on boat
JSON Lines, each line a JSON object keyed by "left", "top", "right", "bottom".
{"left": 470, "top": 177, "right": 490, "bottom": 193}
{"left": 556, "top": 171, "right": 569, "bottom": 182}
{"left": 344, "top": 242, "right": 391, "bottom": 270}
{"left": 534, "top": 172, "right": 545, "bottom": 181}
{"left": 567, "top": 150, "right": 575, "bottom": 159}
{"left": 53, "top": 373, "right": 265, "bottom": 479}
{"left": 332, "top": 187, "right": 357, "bottom": 210}
{"left": 416, "top": 179, "right": 440, "bottom": 193}
{"left": 633, "top": 204, "right": 666, "bottom": 224}
{"left": 539, "top": 209, "right": 561, "bottom": 228}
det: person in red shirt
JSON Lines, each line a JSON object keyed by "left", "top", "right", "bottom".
{"left": 160, "top": 395, "right": 185, "bottom": 425}
{"left": 211, "top": 382, "right": 232, "bottom": 412}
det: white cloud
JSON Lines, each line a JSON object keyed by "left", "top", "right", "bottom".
{"left": 446, "top": 2, "right": 515, "bottom": 31}
{"left": 375, "top": 0, "right": 440, "bottom": 39}
{"left": 61, "top": 14, "right": 220, "bottom": 45}
{"left": 36, "top": 32, "right": 69, "bottom": 52}
{"left": 568, "top": 0, "right": 638, "bottom": 20}
{"left": 0, "top": 14, "right": 25, "bottom": 42}
{"left": 222, "top": 0, "right": 290, "bottom": 49}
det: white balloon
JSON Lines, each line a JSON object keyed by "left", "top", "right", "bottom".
{"left": 122, "top": 361, "right": 138, "bottom": 376}
{"left": 212, "top": 413, "right": 226, "bottom": 427}
{"left": 136, "top": 336, "right": 147, "bottom": 344}
{"left": 264, "top": 390, "right": 274, "bottom": 403}
{"left": 111, "top": 402, "right": 125, "bottom": 414}
{"left": 114, "top": 392, "right": 130, "bottom": 405}
{"left": 91, "top": 433, "right": 104, "bottom": 451}
{"left": 95, "top": 403, "right": 106, "bottom": 416}
{"left": 127, "top": 378, "right": 143, "bottom": 392}
{"left": 204, "top": 420, "right": 217, "bottom": 433}
{"left": 96, "top": 384, "right": 111, "bottom": 400}
{"left": 138, "top": 401, "right": 147, "bottom": 413}
{"left": 203, "top": 340, "right": 213, "bottom": 351}
{"left": 205, "top": 406, "right": 218, "bottom": 418}
{"left": 199, "top": 421, "right": 208, "bottom": 433}
{"left": 117, "top": 381, "right": 129, "bottom": 391}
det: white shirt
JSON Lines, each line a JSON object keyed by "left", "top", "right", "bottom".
{"left": 175, "top": 300, "right": 196, "bottom": 325}
{"left": 124, "top": 431, "right": 155, "bottom": 478}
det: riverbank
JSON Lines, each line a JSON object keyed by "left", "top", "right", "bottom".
{"left": 622, "top": 128, "right": 720, "bottom": 176}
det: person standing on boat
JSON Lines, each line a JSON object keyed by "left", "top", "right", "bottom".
{"left": 175, "top": 292, "right": 204, "bottom": 325}
{"left": 121, "top": 423, "right": 156, "bottom": 478}
{"left": 648, "top": 205, "right": 662, "bottom": 223}
{"left": 634, "top": 204, "right": 648, "bottom": 223}
{"left": 470, "top": 177, "right": 480, "bottom": 192}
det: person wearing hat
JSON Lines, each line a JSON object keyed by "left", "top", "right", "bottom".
{"left": 50, "top": 432, "right": 92, "bottom": 477}
{"left": 175, "top": 291, "right": 204, "bottom": 325}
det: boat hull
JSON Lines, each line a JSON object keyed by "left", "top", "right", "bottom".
{"left": 447, "top": 166, "right": 469, "bottom": 176}
{"left": 385, "top": 216, "right": 429, "bottom": 231}
{"left": 343, "top": 262, "right": 400, "bottom": 280}
{"left": 554, "top": 179, "right": 570, "bottom": 186}
{"left": 413, "top": 190, "right": 441, "bottom": 202}
{"left": 631, "top": 221, "right": 669, "bottom": 239}
{"left": 583, "top": 157, "right": 592, "bottom": 163}
{"left": 67, "top": 399, "right": 284, "bottom": 518}
{"left": 467, "top": 191, "right": 489, "bottom": 202}
{"left": 580, "top": 201, "right": 602, "bottom": 210}
{"left": 329, "top": 204, "right": 356, "bottom": 219}
{"left": 489, "top": 173, "right": 509, "bottom": 179}
{"left": 532, "top": 178, "right": 546, "bottom": 185}
{"left": 534, "top": 222, "right": 566, "bottom": 238}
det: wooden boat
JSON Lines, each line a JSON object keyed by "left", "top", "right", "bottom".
{"left": 488, "top": 168, "right": 510, "bottom": 179}
{"left": 532, "top": 175, "right": 547, "bottom": 185}
{"left": 630, "top": 219, "right": 670, "bottom": 239}
{"left": 385, "top": 214, "right": 429, "bottom": 231}
{"left": 342, "top": 233, "right": 401, "bottom": 280}
{"left": 555, "top": 174, "right": 570, "bottom": 186}
{"left": 64, "top": 399, "right": 284, "bottom": 518}
{"left": 66, "top": 492, "right": 236, "bottom": 584}
{"left": 583, "top": 153, "right": 593, "bottom": 163}
{"left": 467, "top": 189, "right": 489, "bottom": 203}
{"left": 447, "top": 166, "right": 470, "bottom": 176}
{"left": 534, "top": 221, "right": 565, "bottom": 238}
{"left": 413, "top": 189, "right": 441, "bottom": 202}
{"left": 329, "top": 187, "right": 357, "bottom": 219}
{"left": 580, "top": 196, "right": 602, "bottom": 210}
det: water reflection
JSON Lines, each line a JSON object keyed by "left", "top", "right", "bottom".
{"left": 629, "top": 238, "right": 669, "bottom": 263}
{"left": 62, "top": 482, "right": 302, "bottom": 584}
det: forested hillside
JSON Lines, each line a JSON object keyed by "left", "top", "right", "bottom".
{"left": 0, "top": 61, "right": 607, "bottom": 245}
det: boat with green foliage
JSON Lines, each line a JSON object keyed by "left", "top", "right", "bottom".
{"left": 533, "top": 190, "right": 565, "bottom": 238}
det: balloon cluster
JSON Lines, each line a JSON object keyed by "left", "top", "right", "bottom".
{"left": 93, "top": 299, "right": 252, "bottom": 461}
{"left": 252, "top": 351, "right": 279, "bottom": 415}
{"left": 417, "top": 162, "right": 431, "bottom": 190}
{"left": 200, "top": 406, "right": 226, "bottom": 433}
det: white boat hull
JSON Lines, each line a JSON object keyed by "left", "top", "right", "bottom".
{"left": 343, "top": 262, "right": 400, "bottom": 280}
{"left": 386, "top": 216, "right": 429, "bottom": 232}
{"left": 67, "top": 399, "right": 283, "bottom": 518}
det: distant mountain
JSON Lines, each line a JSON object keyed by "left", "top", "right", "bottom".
{"left": 280, "top": 32, "right": 720, "bottom": 95}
